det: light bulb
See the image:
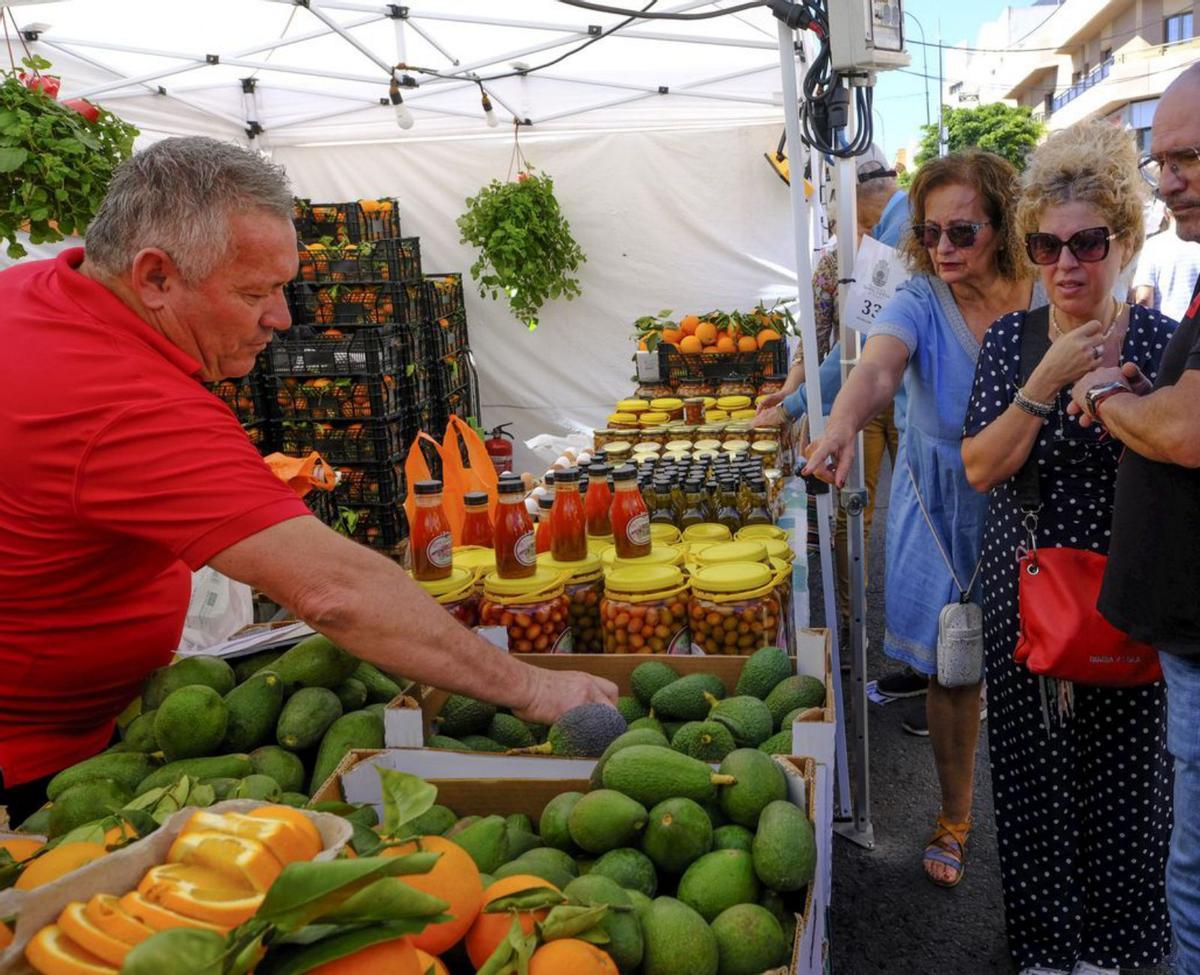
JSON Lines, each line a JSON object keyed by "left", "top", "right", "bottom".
{"left": 481, "top": 90, "right": 498, "bottom": 128}
{"left": 394, "top": 100, "right": 414, "bottom": 129}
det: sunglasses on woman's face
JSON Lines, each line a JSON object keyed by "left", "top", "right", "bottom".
{"left": 1024, "top": 226, "right": 1122, "bottom": 266}
{"left": 912, "top": 221, "right": 991, "bottom": 249}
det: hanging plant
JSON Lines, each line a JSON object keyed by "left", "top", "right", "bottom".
{"left": 457, "top": 166, "right": 586, "bottom": 331}
{"left": 0, "top": 55, "right": 139, "bottom": 258}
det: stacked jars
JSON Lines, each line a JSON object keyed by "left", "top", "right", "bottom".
{"left": 415, "top": 567, "right": 479, "bottom": 628}
{"left": 602, "top": 565, "right": 691, "bottom": 654}
{"left": 539, "top": 553, "right": 604, "bottom": 653}
{"left": 480, "top": 566, "right": 572, "bottom": 653}
{"left": 689, "top": 561, "right": 784, "bottom": 656}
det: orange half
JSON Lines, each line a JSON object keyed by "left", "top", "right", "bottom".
{"left": 139, "top": 863, "right": 264, "bottom": 927}
{"left": 118, "top": 891, "right": 228, "bottom": 935}
{"left": 180, "top": 811, "right": 315, "bottom": 866}
{"left": 14, "top": 842, "right": 107, "bottom": 891}
{"left": 82, "top": 895, "right": 154, "bottom": 947}
{"left": 57, "top": 902, "right": 135, "bottom": 968}
{"left": 24, "top": 924, "right": 117, "bottom": 975}
{"left": 167, "top": 831, "right": 283, "bottom": 893}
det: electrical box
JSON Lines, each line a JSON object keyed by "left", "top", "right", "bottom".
{"left": 826, "top": 0, "right": 911, "bottom": 73}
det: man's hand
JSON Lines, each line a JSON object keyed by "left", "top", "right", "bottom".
{"left": 511, "top": 667, "right": 618, "bottom": 725}
{"left": 1067, "top": 365, "right": 1145, "bottom": 427}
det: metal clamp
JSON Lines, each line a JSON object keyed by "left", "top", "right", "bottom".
{"left": 840, "top": 488, "right": 868, "bottom": 516}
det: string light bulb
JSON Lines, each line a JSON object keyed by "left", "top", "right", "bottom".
{"left": 480, "top": 88, "right": 498, "bottom": 128}
{"left": 389, "top": 76, "right": 414, "bottom": 130}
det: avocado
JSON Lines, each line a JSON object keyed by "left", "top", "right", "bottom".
{"left": 706, "top": 695, "right": 774, "bottom": 748}
{"left": 781, "top": 707, "right": 806, "bottom": 728}
{"left": 568, "top": 790, "right": 648, "bottom": 854}
{"left": 493, "top": 856, "right": 575, "bottom": 891}
{"left": 271, "top": 634, "right": 359, "bottom": 690}
{"left": 505, "top": 828, "right": 544, "bottom": 860}
{"left": 401, "top": 803, "right": 457, "bottom": 836}
{"left": 232, "top": 649, "right": 284, "bottom": 685}
{"left": 530, "top": 703, "right": 627, "bottom": 758}
{"left": 222, "top": 670, "right": 285, "bottom": 753}
{"left": 121, "top": 711, "right": 159, "bottom": 753}
{"left": 277, "top": 792, "right": 310, "bottom": 808}
{"left": 450, "top": 815, "right": 509, "bottom": 873}
{"left": 650, "top": 674, "right": 726, "bottom": 721}
{"left": 630, "top": 660, "right": 679, "bottom": 707}
{"left": 352, "top": 660, "right": 405, "bottom": 703}
{"left": 443, "top": 815, "right": 481, "bottom": 838}
{"left": 141, "top": 656, "right": 236, "bottom": 710}
{"left": 539, "top": 791, "right": 584, "bottom": 852}
{"left": 734, "top": 646, "right": 793, "bottom": 700}
{"left": 616, "top": 695, "right": 648, "bottom": 724}
{"left": 250, "top": 745, "right": 307, "bottom": 794}
{"left": 626, "top": 889, "right": 653, "bottom": 918}
{"left": 19, "top": 806, "right": 52, "bottom": 835}
{"left": 640, "top": 896, "right": 719, "bottom": 975}
{"left": 505, "top": 813, "right": 533, "bottom": 834}
{"left": 670, "top": 721, "right": 737, "bottom": 763}
{"left": 753, "top": 799, "right": 815, "bottom": 892}
{"left": 590, "top": 728, "right": 670, "bottom": 789}
{"left": 460, "top": 735, "right": 506, "bottom": 753}
{"left": 513, "top": 846, "right": 579, "bottom": 878}
{"left": 436, "top": 695, "right": 497, "bottom": 738}
{"left": 564, "top": 875, "right": 645, "bottom": 972}
{"left": 310, "top": 709, "right": 385, "bottom": 793}
{"left": 588, "top": 847, "right": 657, "bottom": 898}
{"left": 427, "top": 735, "right": 467, "bottom": 750}
{"left": 677, "top": 849, "right": 760, "bottom": 922}
{"left": 759, "top": 889, "right": 798, "bottom": 948}
{"left": 758, "top": 729, "right": 793, "bottom": 756}
{"left": 717, "top": 750, "right": 789, "bottom": 828}
{"left": 48, "top": 779, "right": 132, "bottom": 838}
{"left": 154, "top": 685, "right": 229, "bottom": 762}
{"left": 601, "top": 745, "right": 736, "bottom": 808}
{"left": 764, "top": 675, "right": 826, "bottom": 728}
{"left": 641, "top": 797, "right": 713, "bottom": 874}
{"left": 486, "top": 714, "right": 536, "bottom": 750}
{"left": 712, "top": 824, "right": 755, "bottom": 852}
{"left": 46, "top": 752, "right": 157, "bottom": 801}
{"left": 628, "top": 716, "right": 667, "bottom": 737}
{"left": 231, "top": 774, "right": 281, "bottom": 801}
{"left": 276, "top": 686, "right": 343, "bottom": 751}
{"left": 332, "top": 678, "right": 368, "bottom": 713}
{"left": 711, "top": 903, "right": 790, "bottom": 974}
{"left": 700, "top": 799, "right": 728, "bottom": 830}
{"left": 137, "top": 754, "right": 253, "bottom": 795}
{"left": 203, "top": 777, "right": 239, "bottom": 800}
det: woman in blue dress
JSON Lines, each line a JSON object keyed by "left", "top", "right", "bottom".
{"left": 962, "top": 122, "right": 1173, "bottom": 975}
{"left": 804, "top": 151, "right": 1045, "bottom": 887}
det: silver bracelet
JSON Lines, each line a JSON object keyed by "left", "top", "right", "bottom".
{"left": 1014, "top": 387, "right": 1054, "bottom": 419}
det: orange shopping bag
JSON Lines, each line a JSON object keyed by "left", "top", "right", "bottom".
{"left": 403, "top": 430, "right": 465, "bottom": 542}
{"left": 442, "top": 416, "right": 499, "bottom": 520}
{"left": 264, "top": 451, "right": 336, "bottom": 497}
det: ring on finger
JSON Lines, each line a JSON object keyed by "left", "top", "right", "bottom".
{"left": 1092, "top": 344, "right": 1104, "bottom": 359}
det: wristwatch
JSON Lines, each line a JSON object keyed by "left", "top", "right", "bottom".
{"left": 1084, "top": 380, "right": 1132, "bottom": 421}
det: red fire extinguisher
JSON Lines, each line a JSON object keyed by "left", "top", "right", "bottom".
{"left": 485, "top": 423, "right": 514, "bottom": 476}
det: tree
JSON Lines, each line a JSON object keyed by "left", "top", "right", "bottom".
{"left": 913, "top": 102, "right": 1045, "bottom": 173}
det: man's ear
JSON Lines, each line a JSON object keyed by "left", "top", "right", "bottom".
{"left": 128, "top": 247, "right": 183, "bottom": 311}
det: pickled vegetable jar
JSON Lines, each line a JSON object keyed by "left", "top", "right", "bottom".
{"left": 706, "top": 409, "right": 730, "bottom": 424}
{"left": 593, "top": 428, "right": 621, "bottom": 452}
{"left": 683, "top": 398, "right": 706, "bottom": 425}
{"left": 606, "top": 441, "right": 634, "bottom": 465}
{"left": 759, "top": 374, "right": 787, "bottom": 397}
{"left": 602, "top": 565, "right": 691, "bottom": 654}
{"left": 608, "top": 413, "right": 640, "bottom": 430}
{"left": 692, "top": 540, "right": 769, "bottom": 568}
{"left": 751, "top": 440, "right": 780, "bottom": 469}
{"left": 480, "top": 566, "right": 572, "bottom": 653}
{"left": 650, "top": 398, "right": 684, "bottom": 422}
{"left": 416, "top": 566, "right": 479, "bottom": 628}
{"left": 639, "top": 412, "right": 671, "bottom": 428}
{"left": 600, "top": 543, "right": 685, "bottom": 573}
{"left": 453, "top": 545, "right": 497, "bottom": 586}
{"left": 618, "top": 398, "right": 651, "bottom": 416}
{"left": 689, "top": 562, "right": 784, "bottom": 656}
{"left": 539, "top": 553, "right": 604, "bottom": 653}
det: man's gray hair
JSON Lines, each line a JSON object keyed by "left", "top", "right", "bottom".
{"left": 86, "top": 136, "right": 294, "bottom": 284}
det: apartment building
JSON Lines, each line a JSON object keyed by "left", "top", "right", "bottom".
{"left": 943, "top": 0, "right": 1200, "bottom": 150}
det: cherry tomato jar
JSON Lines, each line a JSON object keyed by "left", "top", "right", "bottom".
{"left": 688, "top": 561, "right": 785, "bottom": 656}
{"left": 415, "top": 566, "right": 479, "bottom": 628}
{"left": 602, "top": 565, "right": 691, "bottom": 655}
{"left": 539, "top": 552, "right": 605, "bottom": 653}
{"left": 480, "top": 566, "right": 573, "bottom": 653}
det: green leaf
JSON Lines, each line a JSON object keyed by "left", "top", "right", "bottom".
{"left": 256, "top": 923, "right": 426, "bottom": 975}
{"left": 537, "top": 903, "right": 609, "bottom": 941}
{"left": 317, "top": 876, "right": 448, "bottom": 924}
{"left": 484, "top": 886, "right": 566, "bottom": 913}
{"left": 377, "top": 767, "right": 437, "bottom": 837}
{"left": 0, "top": 147, "right": 28, "bottom": 172}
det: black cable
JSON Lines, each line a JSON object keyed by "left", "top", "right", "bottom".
{"left": 554, "top": 0, "right": 768, "bottom": 19}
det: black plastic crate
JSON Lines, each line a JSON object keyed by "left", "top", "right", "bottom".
{"left": 272, "top": 375, "right": 412, "bottom": 420}
{"left": 268, "top": 324, "right": 422, "bottom": 378}
{"left": 242, "top": 420, "right": 275, "bottom": 452}
{"left": 423, "top": 309, "right": 469, "bottom": 359}
{"left": 293, "top": 198, "right": 401, "bottom": 243}
{"left": 330, "top": 501, "right": 409, "bottom": 550}
{"left": 657, "top": 339, "right": 789, "bottom": 382}
{"left": 297, "top": 237, "right": 421, "bottom": 284}
{"left": 208, "top": 376, "right": 268, "bottom": 424}
{"left": 430, "top": 348, "right": 473, "bottom": 395}
{"left": 290, "top": 281, "right": 425, "bottom": 327}
{"left": 423, "top": 273, "right": 464, "bottom": 318}
{"left": 305, "top": 488, "right": 338, "bottom": 526}
{"left": 276, "top": 416, "right": 412, "bottom": 464}
{"left": 333, "top": 462, "right": 406, "bottom": 506}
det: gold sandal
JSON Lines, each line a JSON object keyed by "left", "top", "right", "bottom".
{"left": 923, "top": 814, "right": 972, "bottom": 889}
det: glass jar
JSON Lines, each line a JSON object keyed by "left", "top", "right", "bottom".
{"left": 648, "top": 523, "right": 682, "bottom": 547}
{"left": 703, "top": 396, "right": 718, "bottom": 410}
{"left": 600, "top": 543, "right": 685, "bottom": 573}
{"left": 717, "top": 394, "right": 753, "bottom": 412}
{"left": 705, "top": 409, "right": 730, "bottom": 424}
{"left": 618, "top": 398, "right": 651, "bottom": 416}
{"left": 480, "top": 566, "right": 572, "bottom": 653}
{"left": 736, "top": 525, "right": 790, "bottom": 543}
{"left": 682, "top": 523, "right": 733, "bottom": 545}
{"left": 692, "top": 540, "right": 770, "bottom": 568}
{"left": 672, "top": 426, "right": 699, "bottom": 443}
{"left": 639, "top": 413, "right": 670, "bottom": 429}
{"left": 751, "top": 440, "right": 780, "bottom": 469}
{"left": 717, "top": 376, "right": 755, "bottom": 399}
{"left": 635, "top": 383, "right": 674, "bottom": 401}
{"left": 606, "top": 441, "right": 634, "bottom": 465}
{"left": 538, "top": 553, "right": 605, "bottom": 654}
{"left": 633, "top": 442, "right": 663, "bottom": 457}
{"left": 641, "top": 427, "right": 672, "bottom": 446}
{"left": 415, "top": 566, "right": 479, "bottom": 628}
{"left": 649, "top": 398, "right": 684, "bottom": 422}
{"left": 664, "top": 440, "right": 694, "bottom": 455}
{"left": 693, "top": 438, "right": 723, "bottom": 455}
{"left": 676, "top": 377, "right": 711, "bottom": 400}
{"left": 602, "top": 565, "right": 691, "bottom": 654}
{"left": 682, "top": 398, "right": 706, "bottom": 425}
{"left": 593, "top": 428, "right": 622, "bottom": 452}
{"left": 453, "top": 545, "right": 497, "bottom": 588}
{"left": 730, "top": 409, "right": 759, "bottom": 423}
{"left": 608, "top": 413, "right": 640, "bottom": 430}
{"left": 697, "top": 424, "right": 725, "bottom": 440}
{"left": 750, "top": 426, "right": 782, "bottom": 445}
{"left": 688, "top": 562, "right": 784, "bottom": 656}
{"left": 758, "top": 374, "right": 787, "bottom": 397}
{"left": 724, "top": 439, "right": 752, "bottom": 456}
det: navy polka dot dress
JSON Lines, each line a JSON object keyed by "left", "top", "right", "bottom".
{"left": 963, "top": 305, "right": 1176, "bottom": 972}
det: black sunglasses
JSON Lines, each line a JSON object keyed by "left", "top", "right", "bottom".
{"left": 1025, "top": 226, "right": 1122, "bottom": 266}
{"left": 912, "top": 221, "right": 992, "bottom": 249}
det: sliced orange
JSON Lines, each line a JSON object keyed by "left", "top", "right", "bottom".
{"left": 245, "top": 806, "right": 323, "bottom": 860}
{"left": 2, "top": 837, "right": 45, "bottom": 861}
{"left": 181, "top": 811, "right": 315, "bottom": 866}
{"left": 82, "top": 894, "right": 154, "bottom": 947}
{"left": 167, "top": 831, "right": 283, "bottom": 893}
{"left": 15, "top": 842, "right": 107, "bottom": 891}
{"left": 139, "top": 863, "right": 264, "bottom": 927}
{"left": 118, "top": 891, "right": 228, "bottom": 935}
{"left": 24, "top": 924, "right": 117, "bottom": 975}
{"left": 57, "top": 902, "right": 135, "bottom": 968}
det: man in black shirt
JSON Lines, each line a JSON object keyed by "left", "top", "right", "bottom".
{"left": 1069, "top": 64, "right": 1200, "bottom": 974}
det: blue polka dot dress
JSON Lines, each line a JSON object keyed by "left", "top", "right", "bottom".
{"left": 963, "top": 305, "right": 1176, "bottom": 972}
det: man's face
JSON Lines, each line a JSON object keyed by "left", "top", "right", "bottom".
{"left": 168, "top": 212, "right": 298, "bottom": 380}
{"left": 1151, "top": 82, "right": 1200, "bottom": 242}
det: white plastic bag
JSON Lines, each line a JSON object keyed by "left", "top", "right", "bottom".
{"left": 176, "top": 566, "right": 253, "bottom": 655}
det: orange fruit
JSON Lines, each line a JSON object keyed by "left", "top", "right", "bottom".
{"left": 715, "top": 336, "right": 737, "bottom": 354}
{"left": 0, "top": 921, "right": 11, "bottom": 950}
{"left": 57, "top": 902, "right": 136, "bottom": 967}
{"left": 384, "top": 836, "right": 482, "bottom": 954}
{"left": 661, "top": 328, "right": 684, "bottom": 345}
{"left": 414, "top": 949, "right": 449, "bottom": 975}
{"left": 307, "top": 935, "right": 420, "bottom": 974}
{"left": 757, "top": 328, "right": 782, "bottom": 348}
{"left": 138, "top": 863, "right": 264, "bottom": 927}
{"left": 529, "top": 939, "right": 620, "bottom": 975}
{"left": 465, "top": 875, "right": 559, "bottom": 970}
{"left": 737, "top": 336, "right": 760, "bottom": 352}
{"left": 2, "top": 837, "right": 44, "bottom": 862}
{"left": 167, "top": 832, "right": 283, "bottom": 893}
{"left": 702, "top": 346, "right": 722, "bottom": 356}
{"left": 82, "top": 895, "right": 154, "bottom": 947}
{"left": 637, "top": 338, "right": 649, "bottom": 352}
{"left": 181, "top": 811, "right": 316, "bottom": 867}
{"left": 15, "top": 842, "right": 107, "bottom": 891}
{"left": 102, "top": 821, "right": 138, "bottom": 850}
{"left": 694, "top": 321, "right": 718, "bottom": 346}
{"left": 118, "top": 891, "right": 228, "bottom": 935}
{"left": 24, "top": 925, "right": 116, "bottom": 975}
{"left": 678, "top": 335, "right": 703, "bottom": 355}
{"left": 679, "top": 314, "right": 701, "bottom": 335}
{"left": 245, "top": 806, "right": 323, "bottom": 861}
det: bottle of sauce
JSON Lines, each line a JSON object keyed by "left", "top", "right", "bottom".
{"left": 744, "top": 477, "right": 773, "bottom": 527}
{"left": 585, "top": 463, "right": 614, "bottom": 537}
{"left": 411, "top": 480, "right": 453, "bottom": 581}
{"left": 717, "top": 476, "right": 743, "bottom": 533}
{"left": 611, "top": 464, "right": 652, "bottom": 559}
{"left": 550, "top": 467, "right": 587, "bottom": 562}
{"left": 460, "top": 491, "right": 494, "bottom": 548}
{"left": 535, "top": 495, "right": 556, "bottom": 554}
{"left": 650, "top": 477, "right": 678, "bottom": 527}
{"left": 494, "top": 477, "right": 537, "bottom": 578}
{"left": 680, "top": 479, "right": 708, "bottom": 529}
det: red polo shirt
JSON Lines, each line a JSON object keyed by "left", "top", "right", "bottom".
{"left": 0, "top": 249, "right": 310, "bottom": 786}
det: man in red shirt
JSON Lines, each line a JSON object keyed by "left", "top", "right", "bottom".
{"left": 0, "top": 137, "right": 615, "bottom": 821}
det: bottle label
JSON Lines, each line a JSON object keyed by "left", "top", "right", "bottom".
{"left": 427, "top": 532, "right": 453, "bottom": 569}
{"left": 625, "top": 513, "right": 651, "bottom": 547}
{"left": 514, "top": 531, "right": 537, "bottom": 567}
{"left": 552, "top": 629, "right": 575, "bottom": 654}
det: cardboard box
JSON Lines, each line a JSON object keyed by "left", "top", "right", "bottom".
{"left": 383, "top": 692, "right": 425, "bottom": 747}
{"left": 790, "top": 629, "right": 836, "bottom": 772}
{"left": 314, "top": 748, "right": 825, "bottom": 975}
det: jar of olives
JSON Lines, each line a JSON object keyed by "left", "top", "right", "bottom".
{"left": 479, "top": 566, "right": 572, "bottom": 653}
{"left": 415, "top": 566, "right": 479, "bottom": 628}
{"left": 688, "top": 561, "right": 784, "bottom": 656}
{"left": 601, "top": 564, "right": 691, "bottom": 654}
{"left": 758, "top": 374, "right": 787, "bottom": 397}
{"left": 537, "top": 553, "right": 605, "bottom": 653}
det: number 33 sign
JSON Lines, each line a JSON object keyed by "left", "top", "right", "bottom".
{"left": 844, "top": 235, "right": 908, "bottom": 332}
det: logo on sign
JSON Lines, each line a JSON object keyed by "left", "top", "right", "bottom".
{"left": 872, "top": 259, "right": 890, "bottom": 288}
{"left": 627, "top": 513, "right": 651, "bottom": 546}
{"left": 514, "top": 532, "right": 537, "bottom": 567}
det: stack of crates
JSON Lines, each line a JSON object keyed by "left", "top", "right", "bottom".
{"left": 420, "top": 272, "right": 480, "bottom": 432}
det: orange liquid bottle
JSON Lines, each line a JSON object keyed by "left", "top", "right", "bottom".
{"left": 610, "top": 465, "right": 651, "bottom": 559}
{"left": 494, "top": 477, "right": 537, "bottom": 578}
{"left": 550, "top": 468, "right": 587, "bottom": 562}
{"left": 460, "top": 491, "right": 494, "bottom": 548}
{"left": 535, "top": 495, "right": 555, "bottom": 554}
{"left": 585, "top": 463, "right": 613, "bottom": 537}
{"left": 411, "top": 480, "right": 453, "bottom": 581}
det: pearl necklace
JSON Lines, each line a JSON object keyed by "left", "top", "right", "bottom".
{"left": 1050, "top": 296, "right": 1121, "bottom": 343}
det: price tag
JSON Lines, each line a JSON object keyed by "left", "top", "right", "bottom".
{"left": 477, "top": 627, "right": 510, "bottom": 651}
{"left": 844, "top": 236, "right": 908, "bottom": 333}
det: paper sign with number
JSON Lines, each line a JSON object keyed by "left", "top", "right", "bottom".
{"left": 844, "top": 236, "right": 908, "bottom": 333}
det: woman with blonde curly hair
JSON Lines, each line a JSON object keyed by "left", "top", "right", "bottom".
{"left": 962, "top": 120, "right": 1174, "bottom": 974}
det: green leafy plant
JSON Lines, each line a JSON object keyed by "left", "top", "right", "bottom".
{"left": 914, "top": 101, "right": 1044, "bottom": 173}
{"left": 0, "top": 55, "right": 139, "bottom": 258}
{"left": 457, "top": 167, "right": 586, "bottom": 330}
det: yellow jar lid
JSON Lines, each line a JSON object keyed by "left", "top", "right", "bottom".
{"left": 605, "top": 563, "right": 685, "bottom": 594}
{"left": 755, "top": 395, "right": 771, "bottom": 406}
{"left": 724, "top": 440, "right": 751, "bottom": 452}
{"left": 650, "top": 398, "right": 684, "bottom": 411}
{"left": 736, "top": 524, "right": 789, "bottom": 542}
{"left": 665, "top": 440, "right": 693, "bottom": 453}
{"left": 649, "top": 523, "right": 681, "bottom": 545}
{"left": 483, "top": 565, "right": 564, "bottom": 598}
{"left": 640, "top": 412, "right": 670, "bottom": 425}
{"left": 731, "top": 409, "right": 758, "bottom": 421}
{"left": 601, "top": 544, "right": 683, "bottom": 570}
{"left": 618, "top": 399, "right": 650, "bottom": 413}
{"left": 691, "top": 561, "right": 773, "bottom": 594}
{"left": 694, "top": 439, "right": 723, "bottom": 453}
{"left": 453, "top": 546, "right": 496, "bottom": 574}
{"left": 703, "top": 397, "right": 718, "bottom": 409}
{"left": 682, "top": 523, "right": 733, "bottom": 543}
{"left": 609, "top": 413, "right": 639, "bottom": 425}
{"left": 706, "top": 410, "right": 730, "bottom": 422}
{"left": 717, "top": 395, "right": 753, "bottom": 411}
{"left": 695, "top": 540, "right": 769, "bottom": 565}
{"left": 415, "top": 566, "right": 475, "bottom": 599}
{"left": 751, "top": 440, "right": 780, "bottom": 455}
{"left": 768, "top": 556, "right": 791, "bottom": 577}
{"left": 760, "top": 538, "right": 793, "bottom": 562}
{"left": 537, "top": 551, "right": 603, "bottom": 580}
{"left": 588, "top": 537, "right": 615, "bottom": 558}
{"left": 606, "top": 441, "right": 633, "bottom": 454}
